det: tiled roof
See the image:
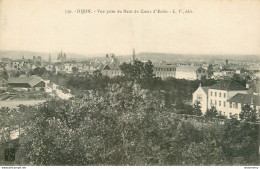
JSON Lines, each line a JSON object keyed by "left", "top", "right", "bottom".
{"left": 228, "top": 94, "right": 260, "bottom": 106}
{"left": 176, "top": 65, "right": 205, "bottom": 72}
{"left": 153, "top": 64, "right": 176, "bottom": 69}
{"left": 202, "top": 87, "right": 210, "bottom": 94}
{"left": 210, "top": 80, "right": 247, "bottom": 91}
{"left": 8, "top": 75, "right": 43, "bottom": 87}
{"left": 249, "top": 80, "right": 260, "bottom": 93}
{"left": 102, "top": 64, "right": 121, "bottom": 71}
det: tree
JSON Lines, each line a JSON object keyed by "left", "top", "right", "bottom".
{"left": 221, "top": 116, "right": 259, "bottom": 165}
{"left": 92, "top": 70, "right": 102, "bottom": 77}
{"left": 2, "top": 70, "right": 9, "bottom": 79}
{"left": 30, "top": 67, "right": 47, "bottom": 77}
{"left": 72, "top": 67, "right": 79, "bottom": 75}
{"left": 119, "top": 60, "right": 155, "bottom": 84}
{"left": 142, "top": 60, "right": 155, "bottom": 80}
{"left": 21, "top": 82, "right": 166, "bottom": 165}
{"left": 205, "top": 106, "right": 218, "bottom": 118}
{"left": 239, "top": 104, "right": 257, "bottom": 123}
{"left": 207, "top": 64, "right": 213, "bottom": 78}
{"left": 193, "top": 100, "right": 202, "bottom": 116}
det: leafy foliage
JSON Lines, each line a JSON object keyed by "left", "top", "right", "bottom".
{"left": 239, "top": 104, "right": 257, "bottom": 123}
{"left": 205, "top": 106, "right": 218, "bottom": 118}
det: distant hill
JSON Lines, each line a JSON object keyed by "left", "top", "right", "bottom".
{"left": 135, "top": 52, "right": 260, "bottom": 63}
{"left": 0, "top": 50, "right": 259, "bottom": 63}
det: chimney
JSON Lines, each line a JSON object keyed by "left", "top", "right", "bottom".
{"left": 251, "top": 98, "right": 255, "bottom": 105}
{"left": 246, "top": 82, "right": 250, "bottom": 89}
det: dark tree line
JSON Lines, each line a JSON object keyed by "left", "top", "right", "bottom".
{"left": 0, "top": 82, "right": 258, "bottom": 165}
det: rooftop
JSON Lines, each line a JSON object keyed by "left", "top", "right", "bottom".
{"left": 102, "top": 64, "right": 121, "bottom": 71}
{"left": 210, "top": 80, "right": 247, "bottom": 91}
{"left": 228, "top": 93, "right": 260, "bottom": 106}
{"left": 176, "top": 65, "right": 205, "bottom": 72}
{"left": 202, "top": 87, "right": 210, "bottom": 94}
{"left": 8, "top": 75, "right": 43, "bottom": 87}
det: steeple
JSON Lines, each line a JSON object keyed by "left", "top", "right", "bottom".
{"left": 48, "top": 53, "right": 51, "bottom": 63}
{"left": 225, "top": 58, "right": 228, "bottom": 65}
{"left": 132, "top": 48, "right": 136, "bottom": 60}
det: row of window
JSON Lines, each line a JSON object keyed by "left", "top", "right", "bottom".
{"left": 155, "top": 68, "right": 176, "bottom": 71}
{"left": 210, "top": 99, "right": 239, "bottom": 109}
{"left": 210, "top": 91, "right": 226, "bottom": 98}
{"left": 110, "top": 71, "right": 121, "bottom": 75}
{"left": 230, "top": 102, "right": 238, "bottom": 109}
{"left": 210, "top": 99, "right": 227, "bottom": 107}
{"left": 156, "top": 72, "right": 175, "bottom": 75}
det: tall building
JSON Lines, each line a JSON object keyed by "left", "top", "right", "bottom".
{"left": 208, "top": 80, "right": 248, "bottom": 117}
{"left": 176, "top": 65, "right": 207, "bottom": 80}
{"left": 193, "top": 80, "right": 255, "bottom": 118}
{"left": 133, "top": 48, "right": 136, "bottom": 61}
{"left": 57, "top": 50, "right": 67, "bottom": 62}
{"left": 48, "top": 53, "right": 51, "bottom": 63}
{"left": 192, "top": 83, "right": 210, "bottom": 113}
{"left": 153, "top": 63, "right": 176, "bottom": 79}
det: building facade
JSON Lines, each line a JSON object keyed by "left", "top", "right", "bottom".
{"left": 176, "top": 66, "right": 207, "bottom": 80}
{"left": 227, "top": 94, "right": 260, "bottom": 118}
{"left": 8, "top": 75, "right": 46, "bottom": 90}
{"left": 153, "top": 64, "right": 176, "bottom": 79}
{"left": 207, "top": 80, "right": 248, "bottom": 117}
{"left": 192, "top": 84, "right": 209, "bottom": 113}
{"left": 101, "top": 64, "right": 122, "bottom": 78}
{"left": 192, "top": 80, "right": 259, "bottom": 118}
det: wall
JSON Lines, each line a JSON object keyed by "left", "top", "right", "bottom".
{"left": 192, "top": 87, "right": 208, "bottom": 113}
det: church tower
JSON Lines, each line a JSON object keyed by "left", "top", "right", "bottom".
{"left": 132, "top": 48, "right": 136, "bottom": 61}
{"left": 49, "top": 53, "right": 51, "bottom": 63}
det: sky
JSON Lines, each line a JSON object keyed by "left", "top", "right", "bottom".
{"left": 0, "top": 0, "right": 259, "bottom": 56}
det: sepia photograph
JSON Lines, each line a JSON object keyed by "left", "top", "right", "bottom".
{"left": 0, "top": 0, "right": 259, "bottom": 167}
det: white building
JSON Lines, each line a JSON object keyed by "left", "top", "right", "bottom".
{"left": 192, "top": 84, "right": 210, "bottom": 113}
{"left": 208, "top": 80, "right": 248, "bottom": 117}
{"left": 212, "top": 70, "right": 234, "bottom": 80}
{"left": 228, "top": 94, "right": 260, "bottom": 118}
{"left": 153, "top": 64, "right": 176, "bottom": 79}
{"left": 192, "top": 80, "right": 259, "bottom": 118}
{"left": 176, "top": 66, "right": 207, "bottom": 80}
{"left": 101, "top": 64, "right": 122, "bottom": 78}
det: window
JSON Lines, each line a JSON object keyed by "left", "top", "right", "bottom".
{"left": 210, "top": 99, "right": 213, "bottom": 105}
{"left": 233, "top": 103, "right": 237, "bottom": 109}
{"left": 211, "top": 91, "right": 213, "bottom": 96}
{"left": 197, "top": 94, "right": 202, "bottom": 101}
{"left": 219, "top": 101, "right": 221, "bottom": 106}
{"left": 215, "top": 92, "right": 217, "bottom": 97}
{"left": 224, "top": 101, "right": 226, "bottom": 107}
{"left": 219, "top": 92, "right": 221, "bottom": 97}
{"left": 230, "top": 103, "right": 232, "bottom": 108}
{"left": 215, "top": 100, "right": 217, "bottom": 106}
{"left": 224, "top": 93, "right": 226, "bottom": 98}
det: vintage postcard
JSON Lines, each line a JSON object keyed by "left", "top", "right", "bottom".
{"left": 0, "top": 0, "right": 259, "bottom": 167}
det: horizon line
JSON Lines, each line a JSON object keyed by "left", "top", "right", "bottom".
{"left": 0, "top": 49, "right": 259, "bottom": 57}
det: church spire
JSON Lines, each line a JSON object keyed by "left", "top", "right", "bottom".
{"left": 49, "top": 53, "right": 51, "bottom": 63}
{"left": 132, "top": 48, "right": 136, "bottom": 61}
